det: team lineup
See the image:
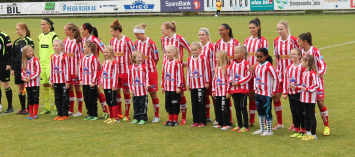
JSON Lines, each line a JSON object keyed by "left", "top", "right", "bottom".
{"left": 0, "top": 17, "right": 329, "bottom": 141}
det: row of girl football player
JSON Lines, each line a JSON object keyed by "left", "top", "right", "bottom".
{"left": 2, "top": 17, "right": 330, "bottom": 135}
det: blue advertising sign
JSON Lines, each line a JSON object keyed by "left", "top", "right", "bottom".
{"left": 250, "top": 0, "right": 274, "bottom": 11}
{"left": 161, "top": 0, "right": 204, "bottom": 11}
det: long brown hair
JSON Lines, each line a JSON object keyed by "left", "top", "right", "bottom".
{"left": 17, "top": 22, "right": 31, "bottom": 37}
{"left": 22, "top": 45, "right": 35, "bottom": 70}
{"left": 65, "top": 22, "right": 82, "bottom": 44}
{"left": 302, "top": 54, "right": 317, "bottom": 72}
{"left": 110, "top": 19, "right": 122, "bottom": 32}
{"left": 215, "top": 50, "right": 228, "bottom": 76}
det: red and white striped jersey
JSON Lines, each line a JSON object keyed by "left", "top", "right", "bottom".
{"left": 161, "top": 34, "right": 191, "bottom": 63}
{"left": 50, "top": 53, "right": 70, "bottom": 84}
{"left": 128, "top": 64, "right": 149, "bottom": 96}
{"left": 79, "top": 54, "right": 98, "bottom": 85}
{"left": 212, "top": 66, "right": 230, "bottom": 96}
{"left": 201, "top": 41, "right": 215, "bottom": 79}
{"left": 186, "top": 54, "right": 210, "bottom": 89}
{"left": 82, "top": 35, "right": 105, "bottom": 57}
{"left": 161, "top": 59, "right": 183, "bottom": 91}
{"left": 244, "top": 36, "right": 269, "bottom": 66}
{"left": 110, "top": 36, "right": 134, "bottom": 75}
{"left": 302, "top": 46, "right": 326, "bottom": 90}
{"left": 283, "top": 64, "right": 306, "bottom": 95}
{"left": 21, "top": 57, "right": 41, "bottom": 87}
{"left": 296, "top": 70, "right": 319, "bottom": 103}
{"left": 273, "top": 35, "right": 299, "bottom": 82}
{"left": 228, "top": 60, "right": 251, "bottom": 94}
{"left": 215, "top": 38, "right": 240, "bottom": 64}
{"left": 64, "top": 38, "right": 83, "bottom": 76}
{"left": 134, "top": 38, "right": 159, "bottom": 72}
{"left": 254, "top": 61, "right": 278, "bottom": 97}
{"left": 100, "top": 60, "right": 118, "bottom": 89}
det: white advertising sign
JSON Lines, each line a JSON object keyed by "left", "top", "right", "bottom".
{"left": 97, "top": 1, "right": 120, "bottom": 13}
{"left": 324, "top": 0, "right": 350, "bottom": 9}
{"left": 274, "top": 0, "right": 324, "bottom": 10}
{"left": 204, "top": 0, "right": 250, "bottom": 11}
{"left": 57, "top": 1, "right": 98, "bottom": 13}
{"left": 121, "top": 0, "right": 161, "bottom": 12}
{"left": 0, "top": 3, "right": 22, "bottom": 14}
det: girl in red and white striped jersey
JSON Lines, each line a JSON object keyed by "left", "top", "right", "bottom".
{"left": 161, "top": 45, "right": 183, "bottom": 127}
{"left": 252, "top": 48, "right": 278, "bottom": 136}
{"left": 133, "top": 23, "right": 160, "bottom": 123}
{"left": 64, "top": 22, "right": 83, "bottom": 117}
{"left": 272, "top": 20, "right": 299, "bottom": 130}
{"left": 187, "top": 42, "right": 210, "bottom": 127}
{"left": 100, "top": 46, "right": 119, "bottom": 124}
{"left": 161, "top": 21, "right": 190, "bottom": 125}
{"left": 199, "top": 27, "right": 215, "bottom": 122}
{"left": 110, "top": 19, "right": 134, "bottom": 121}
{"left": 283, "top": 49, "right": 306, "bottom": 138}
{"left": 215, "top": 23, "right": 240, "bottom": 65}
{"left": 212, "top": 50, "right": 231, "bottom": 130}
{"left": 290, "top": 54, "right": 319, "bottom": 140}
{"left": 51, "top": 39, "right": 70, "bottom": 120}
{"left": 229, "top": 46, "right": 251, "bottom": 132}
{"left": 79, "top": 41, "right": 99, "bottom": 120}
{"left": 244, "top": 18, "right": 269, "bottom": 127}
{"left": 21, "top": 46, "right": 41, "bottom": 119}
{"left": 128, "top": 51, "right": 151, "bottom": 125}
{"left": 298, "top": 32, "right": 329, "bottom": 136}
{"left": 81, "top": 22, "right": 108, "bottom": 119}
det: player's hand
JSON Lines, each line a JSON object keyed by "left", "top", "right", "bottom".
{"left": 226, "top": 93, "right": 231, "bottom": 99}
{"left": 188, "top": 87, "right": 191, "bottom": 91}
{"left": 80, "top": 81, "right": 82, "bottom": 86}
{"left": 51, "top": 84, "right": 54, "bottom": 89}
{"left": 26, "top": 77, "right": 31, "bottom": 82}
{"left": 212, "top": 92, "right": 215, "bottom": 98}
{"left": 90, "top": 83, "right": 95, "bottom": 87}
{"left": 161, "top": 88, "right": 165, "bottom": 93}
{"left": 300, "top": 86, "right": 306, "bottom": 91}
{"left": 271, "top": 93, "right": 276, "bottom": 99}
{"left": 205, "top": 83, "right": 209, "bottom": 89}
{"left": 176, "top": 88, "right": 181, "bottom": 94}
{"left": 289, "top": 84, "right": 296, "bottom": 89}
{"left": 248, "top": 64, "right": 255, "bottom": 72}
{"left": 183, "top": 62, "right": 187, "bottom": 67}
{"left": 317, "top": 72, "right": 321, "bottom": 77}
{"left": 112, "top": 86, "right": 117, "bottom": 91}
{"left": 146, "top": 85, "right": 152, "bottom": 89}
{"left": 131, "top": 91, "right": 134, "bottom": 95}
{"left": 66, "top": 83, "right": 70, "bottom": 89}
{"left": 6, "top": 65, "right": 11, "bottom": 70}
{"left": 282, "top": 95, "right": 287, "bottom": 99}
{"left": 11, "top": 70, "right": 14, "bottom": 76}
{"left": 232, "top": 82, "right": 238, "bottom": 87}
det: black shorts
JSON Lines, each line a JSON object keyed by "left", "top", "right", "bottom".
{"left": 14, "top": 62, "right": 24, "bottom": 84}
{"left": 0, "top": 64, "right": 10, "bottom": 82}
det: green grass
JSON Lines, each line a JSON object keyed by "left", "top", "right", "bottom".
{"left": 0, "top": 15, "right": 355, "bottom": 156}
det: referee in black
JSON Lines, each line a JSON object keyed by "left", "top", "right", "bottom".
{"left": 0, "top": 31, "right": 13, "bottom": 113}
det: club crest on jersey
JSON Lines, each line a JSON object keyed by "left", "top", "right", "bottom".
{"left": 54, "top": 65, "right": 59, "bottom": 70}
{"left": 256, "top": 75, "right": 261, "bottom": 82}
{"left": 134, "top": 76, "right": 140, "bottom": 83}
{"left": 290, "top": 76, "right": 296, "bottom": 83}
{"left": 103, "top": 70, "right": 108, "bottom": 76}
{"left": 26, "top": 69, "right": 31, "bottom": 75}
{"left": 193, "top": 68, "right": 199, "bottom": 75}
{"left": 234, "top": 72, "right": 240, "bottom": 79}
{"left": 166, "top": 72, "right": 171, "bottom": 77}
{"left": 217, "top": 77, "right": 222, "bottom": 82}
{"left": 84, "top": 66, "right": 89, "bottom": 71}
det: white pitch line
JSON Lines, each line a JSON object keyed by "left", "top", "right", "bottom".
{"left": 319, "top": 41, "right": 355, "bottom": 50}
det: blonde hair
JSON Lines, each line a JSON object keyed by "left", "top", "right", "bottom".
{"left": 165, "top": 45, "right": 179, "bottom": 61}
{"left": 215, "top": 50, "right": 228, "bottom": 76}
{"left": 199, "top": 27, "right": 212, "bottom": 42}
{"left": 22, "top": 45, "right": 35, "bottom": 70}
{"left": 17, "top": 22, "right": 31, "bottom": 37}
{"left": 190, "top": 41, "right": 202, "bottom": 50}
{"left": 52, "top": 39, "right": 64, "bottom": 60}
{"left": 163, "top": 21, "right": 177, "bottom": 33}
{"left": 302, "top": 54, "right": 317, "bottom": 72}
{"left": 278, "top": 20, "right": 291, "bottom": 35}
{"left": 131, "top": 51, "right": 143, "bottom": 64}
{"left": 83, "top": 40, "right": 98, "bottom": 57}
{"left": 103, "top": 45, "right": 115, "bottom": 65}
{"left": 234, "top": 46, "right": 248, "bottom": 60}
{"left": 134, "top": 23, "right": 146, "bottom": 29}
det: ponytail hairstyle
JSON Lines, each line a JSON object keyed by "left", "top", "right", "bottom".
{"left": 165, "top": 45, "right": 179, "bottom": 61}
{"left": 190, "top": 41, "right": 202, "bottom": 52}
{"left": 84, "top": 40, "right": 98, "bottom": 57}
{"left": 277, "top": 20, "right": 291, "bottom": 36}
{"left": 291, "top": 48, "right": 302, "bottom": 61}
{"left": 199, "top": 27, "right": 212, "bottom": 42}
{"left": 110, "top": 19, "right": 123, "bottom": 33}
{"left": 298, "top": 32, "right": 313, "bottom": 46}
{"left": 302, "top": 54, "right": 317, "bottom": 72}
{"left": 221, "top": 23, "right": 233, "bottom": 39}
{"left": 249, "top": 17, "right": 261, "bottom": 39}
{"left": 17, "top": 22, "right": 31, "bottom": 37}
{"left": 163, "top": 21, "right": 177, "bottom": 33}
{"left": 131, "top": 51, "right": 143, "bottom": 64}
{"left": 65, "top": 22, "right": 82, "bottom": 44}
{"left": 234, "top": 46, "right": 248, "bottom": 60}
{"left": 42, "top": 18, "right": 54, "bottom": 31}
{"left": 134, "top": 23, "right": 146, "bottom": 30}
{"left": 103, "top": 45, "right": 115, "bottom": 65}
{"left": 256, "top": 47, "right": 273, "bottom": 65}
{"left": 82, "top": 23, "right": 98, "bottom": 38}
{"left": 22, "top": 45, "right": 35, "bottom": 70}
{"left": 215, "top": 50, "right": 228, "bottom": 76}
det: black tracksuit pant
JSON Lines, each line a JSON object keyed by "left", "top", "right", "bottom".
{"left": 27, "top": 86, "right": 39, "bottom": 105}
{"left": 133, "top": 95, "right": 148, "bottom": 121}
{"left": 83, "top": 85, "right": 98, "bottom": 117}
{"left": 104, "top": 89, "right": 117, "bottom": 107}
{"left": 54, "top": 83, "right": 69, "bottom": 116}
{"left": 304, "top": 102, "right": 317, "bottom": 135}
{"left": 165, "top": 91, "right": 180, "bottom": 114}
{"left": 191, "top": 88, "right": 206, "bottom": 125}
{"left": 215, "top": 96, "right": 231, "bottom": 126}
{"left": 289, "top": 94, "right": 305, "bottom": 130}
{"left": 232, "top": 93, "right": 248, "bottom": 128}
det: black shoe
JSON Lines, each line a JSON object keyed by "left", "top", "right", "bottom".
{"left": 164, "top": 121, "right": 171, "bottom": 126}
{"left": 170, "top": 122, "right": 178, "bottom": 127}
{"left": 206, "top": 118, "right": 211, "bottom": 122}
{"left": 17, "top": 109, "right": 24, "bottom": 114}
{"left": 24, "top": 109, "right": 30, "bottom": 115}
{"left": 4, "top": 107, "right": 14, "bottom": 113}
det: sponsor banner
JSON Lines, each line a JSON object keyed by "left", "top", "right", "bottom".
{"left": 0, "top": 3, "right": 22, "bottom": 14}
{"left": 97, "top": 1, "right": 120, "bottom": 13}
{"left": 324, "top": 0, "right": 350, "bottom": 9}
{"left": 122, "top": 0, "right": 160, "bottom": 12}
{"left": 351, "top": 0, "right": 355, "bottom": 7}
{"left": 57, "top": 1, "right": 98, "bottom": 13}
{"left": 250, "top": 0, "right": 274, "bottom": 10}
{"left": 275, "top": 0, "right": 323, "bottom": 10}
{"left": 204, "top": 0, "right": 250, "bottom": 11}
{"left": 161, "top": 0, "right": 204, "bottom": 11}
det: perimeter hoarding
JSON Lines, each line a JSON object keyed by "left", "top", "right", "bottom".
{"left": 204, "top": 0, "right": 250, "bottom": 11}
{"left": 274, "top": 0, "right": 323, "bottom": 10}
{"left": 161, "top": 0, "right": 204, "bottom": 11}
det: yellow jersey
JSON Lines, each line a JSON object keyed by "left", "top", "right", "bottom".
{"left": 216, "top": 1, "right": 222, "bottom": 10}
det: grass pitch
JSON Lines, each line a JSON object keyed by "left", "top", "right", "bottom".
{"left": 0, "top": 15, "right": 355, "bottom": 156}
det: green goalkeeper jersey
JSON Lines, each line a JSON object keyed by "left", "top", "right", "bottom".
{"left": 38, "top": 31, "right": 59, "bottom": 67}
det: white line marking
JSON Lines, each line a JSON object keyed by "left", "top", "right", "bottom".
{"left": 319, "top": 41, "right": 355, "bottom": 50}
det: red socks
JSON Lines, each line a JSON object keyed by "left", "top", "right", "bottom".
{"left": 112, "top": 105, "right": 119, "bottom": 120}
{"left": 69, "top": 91, "right": 75, "bottom": 113}
{"left": 76, "top": 91, "right": 83, "bottom": 113}
{"left": 98, "top": 93, "right": 108, "bottom": 113}
{"left": 319, "top": 106, "right": 329, "bottom": 127}
{"left": 274, "top": 100, "right": 283, "bottom": 124}
{"left": 34, "top": 104, "right": 38, "bottom": 115}
{"left": 180, "top": 96, "right": 187, "bottom": 120}
{"left": 124, "top": 94, "right": 131, "bottom": 116}
{"left": 152, "top": 98, "right": 160, "bottom": 118}
{"left": 117, "top": 93, "right": 122, "bottom": 116}
{"left": 205, "top": 97, "right": 211, "bottom": 118}
{"left": 29, "top": 105, "right": 33, "bottom": 115}
{"left": 249, "top": 101, "right": 256, "bottom": 123}
{"left": 295, "top": 127, "right": 300, "bottom": 133}
{"left": 173, "top": 114, "right": 179, "bottom": 122}
{"left": 108, "top": 106, "right": 113, "bottom": 119}
{"left": 169, "top": 114, "right": 173, "bottom": 122}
